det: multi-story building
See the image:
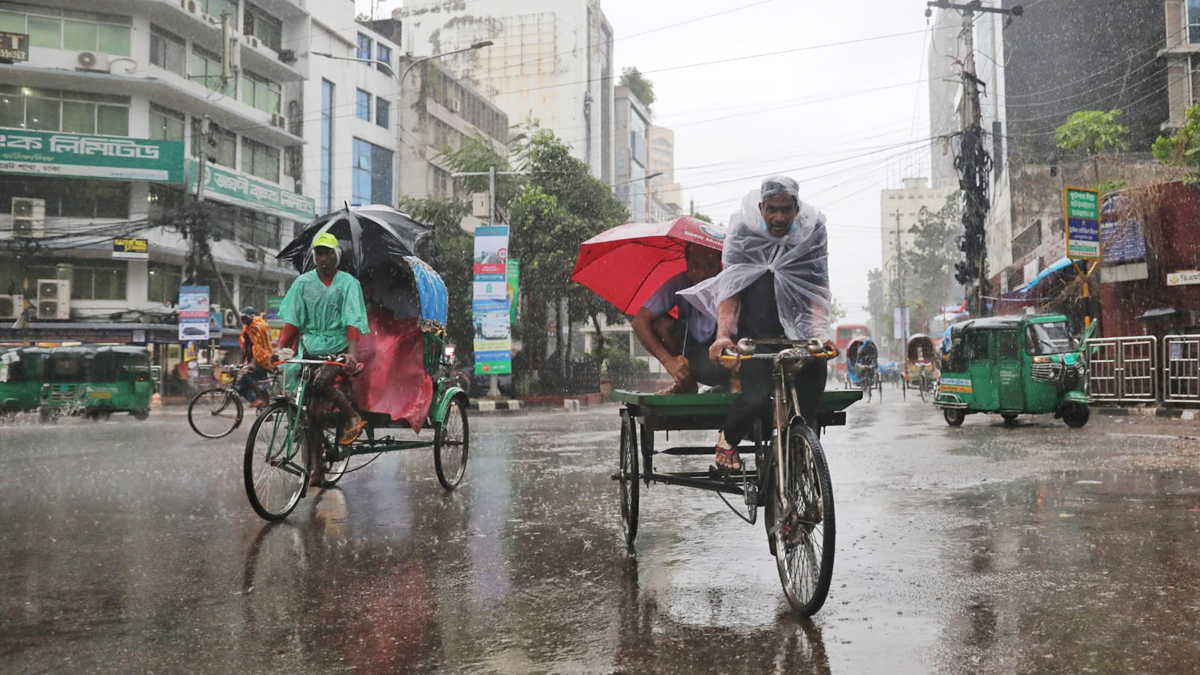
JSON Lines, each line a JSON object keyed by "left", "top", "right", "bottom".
{"left": 394, "top": 0, "right": 615, "bottom": 184}
{"left": 0, "top": 0, "right": 314, "bottom": 378}
{"left": 394, "top": 58, "right": 509, "bottom": 203}
{"left": 647, "top": 125, "right": 682, "bottom": 222}
{"left": 880, "top": 177, "right": 957, "bottom": 279}
{"left": 614, "top": 85, "right": 650, "bottom": 222}
{"left": 1162, "top": 0, "right": 1200, "bottom": 129}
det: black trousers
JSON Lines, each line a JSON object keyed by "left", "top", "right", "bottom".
{"left": 669, "top": 321, "right": 730, "bottom": 388}
{"left": 722, "top": 357, "right": 826, "bottom": 446}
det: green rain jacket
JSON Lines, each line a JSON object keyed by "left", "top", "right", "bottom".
{"left": 279, "top": 270, "right": 370, "bottom": 355}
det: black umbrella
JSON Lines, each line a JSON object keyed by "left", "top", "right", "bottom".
{"left": 277, "top": 204, "right": 432, "bottom": 276}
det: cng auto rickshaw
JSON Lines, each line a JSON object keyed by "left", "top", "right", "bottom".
{"left": 934, "top": 314, "right": 1090, "bottom": 428}
{"left": 84, "top": 346, "right": 152, "bottom": 420}
{"left": 0, "top": 347, "right": 49, "bottom": 416}
{"left": 39, "top": 345, "right": 95, "bottom": 421}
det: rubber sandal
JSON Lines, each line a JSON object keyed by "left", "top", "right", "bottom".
{"left": 339, "top": 418, "right": 368, "bottom": 445}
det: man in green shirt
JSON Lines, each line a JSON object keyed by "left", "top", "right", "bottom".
{"left": 276, "top": 233, "right": 370, "bottom": 460}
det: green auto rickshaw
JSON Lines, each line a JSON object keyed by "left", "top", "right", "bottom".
{"left": 1, "top": 347, "right": 50, "bottom": 416}
{"left": 934, "top": 314, "right": 1091, "bottom": 428}
{"left": 84, "top": 346, "right": 152, "bottom": 420}
{"left": 40, "top": 345, "right": 96, "bottom": 421}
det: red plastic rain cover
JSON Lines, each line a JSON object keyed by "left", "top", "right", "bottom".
{"left": 352, "top": 312, "right": 433, "bottom": 432}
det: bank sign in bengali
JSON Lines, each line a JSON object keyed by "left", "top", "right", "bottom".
{"left": 185, "top": 160, "right": 315, "bottom": 221}
{"left": 1064, "top": 187, "right": 1101, "bottom": 260}
{"left": 178, "top": 285, "right": 211, "bottom": 342}
{"left": 0, "top": 130, "right": 185, "bottom": 182}
{"left": 472, "top": 226, "right": 511, "bottom": 375}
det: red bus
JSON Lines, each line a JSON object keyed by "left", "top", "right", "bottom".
{"left": 834, "top": 323, "right": 870, "bottom": 377}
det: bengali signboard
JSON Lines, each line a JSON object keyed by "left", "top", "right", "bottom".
{"left": 185, "top": 159, "right": 315, "bottom": 221}
{"left": 178, "top": 285, "right": 211, "bottom": 341}
{"left": 112, "top": 238, "right": 148, "bottom": 260}
{"left": 1064, "top": 187, "right": 1101, "bottom": 260}
{"left": 0, "top": 130, "right": 185, "bottom": 182}
{"left": 472, "top": 226, "right": 511, "bottom": 375}
{"left": 1100, "top": 195, "right": 1147, "bottom": 264}
{"left": 1166, "top": 270, "right": 1200, "bottom": 286}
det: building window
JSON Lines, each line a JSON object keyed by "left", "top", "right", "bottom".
{"left": 242, "top": 138, "right": 280, "bottom": 182}
{"left": 243, "top": 2, "right": 282, "bottom": 52}
{"left": 148, "top": 263, "right": 183, "bottom": 305}
{"left": 147, "top": 185, "right": 187, "bottom": 219}
{"left": 0, "top": 6, "right": 131, "bottom": 56}
{"left": 1190, "top": 0, "right": 1200, "bottom": 43}
{"left": 149, "top": 25, "right": 186, "bottom": 76}
{"left": 200, "top": 0, "right": 238, "bottom": 20}
{"left": 356, "top": 89, "right": 371, "bottom": 121}
{"left": 352, "top": 138, "right": 393, "bottom": 206}
{"left": 240, "top": 210, "right": 281, "bottom": 249}
{"left": 242, "top": 69, "right": 281, "bottom": 114}
{"left": 284, "top": 146, "right": 301, "bottom": 180}
{"left": 0, "top": 85, "right": 129, "bottom": 136}
{"left": 321, "top": 80, "right": 334, "bottom": 214}
{"left": 356, "top": 33, "right": 372, "bottom": 61}
{"left": 0, "top": 176, "right": 130, "bottom": 219}
{"left": 1191, "top": 54, "right": 1200, "bottom": 105}
{"left": 190, "top": 118, "right": 237, "bottom": 167}
{"left": 375, "top": 97, "right": 389, "bottom": 129}
{"left": 70, "top": 261, "right": 128, "bottom": 301}
{"left": 191, "top": 45, "right": 235, "bottom": 96}
{"left": 376, "top": 43, "right": 392, "bottom": 74}
{"left": 431, "top": 166, "right": 449, "bottom": 199}
{"left": 149, "top": 104, "right": 185, "bottom": 142}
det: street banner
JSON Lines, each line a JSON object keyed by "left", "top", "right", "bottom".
{"left": 1167, "top": 270, "right": 1200, "bottom": 286}
{"left": 0, "top": 130, "right": 185, "bottom": 182}
{"left": 178, "top": 285, "right": 210, "bottom": 341}
{"left": 892, "top": 306, "right": 910, "bottom": 340}
{"left": 472, "top": 226, "right": 511, "bottom": 375}
{"left": 1064, "top": 187, "right": 1101, "bottom": 260}
{"left": 507, "top": 259, "right": 521, "bottom": 325}
{"left": 184, "top": 160, "right": 315, "bottom": 221}
{"left": 112, "top": 238, "right": 148, "bottom": 260}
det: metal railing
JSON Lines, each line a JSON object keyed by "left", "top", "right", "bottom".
{"left": 1086, "top": 336, "right": 1158, "bottom": 403}
{"left": 1164, "top": 335, "right": 1200, "bottom": 404}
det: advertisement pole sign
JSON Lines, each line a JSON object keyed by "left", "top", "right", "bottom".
{"left": 472, "top": 226, "right": 512, "bottom": 375}
{"left": 507, "top": 259, "right": 521, "bottom": 326}
{"left": 1064, "top": 187, "right": 1102, "bottom": 328}
{"left": 178, "top": 286, "right": 211, "bottom": 342}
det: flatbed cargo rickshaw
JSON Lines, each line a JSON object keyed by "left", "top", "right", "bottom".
{"left": 243, "top": 206, "right": 470, "bottom": 522}
{"left": 613, "top": 338, "right": 862, "bottom": 617}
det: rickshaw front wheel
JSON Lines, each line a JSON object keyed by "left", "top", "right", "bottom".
{"left": 944, "top": 408, "right": 965, "bottom": 427}
{"left": 434, "top": 394, "right": 470, "bottom": 491}
{"left": 244, "top": 402, "right": 310, "bottom": 521}
{"left": 618, "top": 409, "right": 639, "bottom": 547}
{"left": 1062, "top": 403, "right": 1089, "bottom": 428}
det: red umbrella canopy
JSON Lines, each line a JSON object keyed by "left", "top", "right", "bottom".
{"left": 570, "top": 216, "right": 726, "bottom": 315}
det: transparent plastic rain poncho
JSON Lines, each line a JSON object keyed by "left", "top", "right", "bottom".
{"left": 679, "top": 189, "right": 833, "bottom": 342}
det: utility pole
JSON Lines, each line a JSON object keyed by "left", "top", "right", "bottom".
{"left": 894, "top": 209, "right": 907, "bottom": 357}
{"left": 926, "top": 1, "right": 1023, "bottom": 318}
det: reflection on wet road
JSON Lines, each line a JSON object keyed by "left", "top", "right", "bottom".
{"left": 1, "top": 400, "right": 1199, "bottom": 674}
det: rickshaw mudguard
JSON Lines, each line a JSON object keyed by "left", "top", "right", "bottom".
{"left": 1062, "top": 390, "right": 1090, "bottom": 406}
{"left": 430, "top": 386, "right": 467, "bottom": 425}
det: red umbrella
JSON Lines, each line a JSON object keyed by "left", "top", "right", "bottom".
{"left": 570, "top": 216, "right": 726, "bottom": 315}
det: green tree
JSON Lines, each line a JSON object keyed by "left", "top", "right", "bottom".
{"left": 902, "top": 196, "right": 962, "bottom": 332}
{"left": 691, "top": 211, "right": 713, "bottom": 223}
{"left": 619, "top": 67, "right": 655, "bottom": 110}
{"left": 1055, "top": 109, "right": 1130, "bottom": 186}
{"left": 398, "top": 196, "right": 474, "bottom": 364}
{"left": 1153, "top": 104, "right": 1200, "bottom": 184}
{"left": 864, "top": 268, "right": 889, "bottom": 349}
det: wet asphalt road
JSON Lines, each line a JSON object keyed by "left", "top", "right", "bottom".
{"left": 2, "top": 394, "right": 1200, "bottom": 675}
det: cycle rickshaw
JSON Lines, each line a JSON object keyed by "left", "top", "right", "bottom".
{"left": 243, "top": 206, "right": 469, "bottom": 522}
{"left": 845, "top": 335, "right": 881, "bottom": 402}
{"left": 905, "top": 333, "right": 940, "bottom": 402}
{"left": 613, "top": 338, "right": 861, "bottom": 616}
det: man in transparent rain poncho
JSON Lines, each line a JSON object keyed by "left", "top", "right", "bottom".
{"left": 680, "top": 176, "right": 835, "bottom": 471}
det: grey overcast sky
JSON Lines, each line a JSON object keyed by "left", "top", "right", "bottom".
{"left": 362, "top": 0, "right": 936, "bottom": 322}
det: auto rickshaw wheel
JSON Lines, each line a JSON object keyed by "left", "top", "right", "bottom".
{"left": 1001, "top": 413, "right": 1018, "bottom": 424}
{"left": 132, "top": 409, "right": 150, "bottom": 421}
{"left": 1062, "top": 403, "right": 1089, "bottom": 428}
{"left": 944, "top": 408, "right": 965, "bottom": 427}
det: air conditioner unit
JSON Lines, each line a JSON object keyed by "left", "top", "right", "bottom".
{"left": 270, "top": 113, "right": 287, "bottom": 129}
{"left": 12, "top": 197, "right": 45, "bottom": 239}
{"left": 37, "top": 279, "right": 71, "bottom": 321}
{"left": 76, "top": 51, "right": 111, "bottom": 72}
{"left": 278, "top": 49, "right": 296, "bottom": 64}
{"left": 244, "top": 35, "right": 260, "bottom": 49}
{"left": 0, "top": 295, "right": 23, "bottom": 321}
{"left": 182, "top": 0, "right": 198, "bottom": 14}
{"left": 449, "top": 99, "right": 461, "bottom": 113}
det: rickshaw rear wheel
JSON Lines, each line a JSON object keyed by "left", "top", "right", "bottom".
{"left": 434, "top": 394, "right": 470, "bottom": 491}
{"left": 944, "top": 408, "right": 965, "bottom": 427}
{"left": 768, "top": 422, "right": 835, "bottom": 617}
{"left": 618, "top": 409, "right": 639, "bottom": 547}
{"left": 1062, "top": 403, "right": 1089, "bottom": 428}
{"left": 244, "top": 402, "right": 310, "bottom": 521}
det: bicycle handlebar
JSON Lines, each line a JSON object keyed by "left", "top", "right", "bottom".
{"left": 719, "top": 337, "right": 839, "bottom": 362}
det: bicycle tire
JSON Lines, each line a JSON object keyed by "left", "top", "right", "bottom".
{"left": 243, "top": 402, "right": 309, "bottom": 521}
{"left": 434, "top": 394, "right": 470, "bottom": 490}
{"left": 188, "top": 388, "right": 243, "bottom": 439}
{"left": 771, "top": 422, "right": 836, "bottom": 617}
{"left": 619, "top": 409, "right": 639, "bottom": 547}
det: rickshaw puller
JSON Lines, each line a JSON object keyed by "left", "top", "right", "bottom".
{"left": 275, "top": 233, "right": 371, "bottom": 458}
{"left": 684, "top": 176, "right": 836, "bottom": 471}
{"left": 238, "top": 306, "right": 274, "bottom": 408}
